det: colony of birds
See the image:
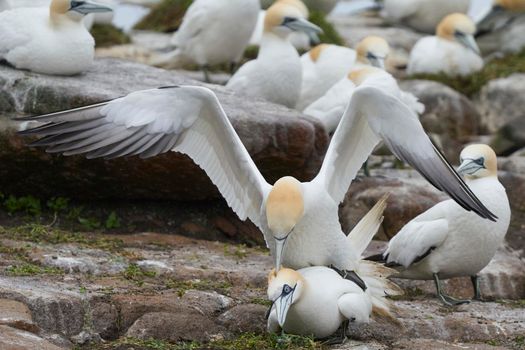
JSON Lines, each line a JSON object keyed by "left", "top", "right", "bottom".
{"left": 0, "top": 0, "right": 522, "bottom": 343}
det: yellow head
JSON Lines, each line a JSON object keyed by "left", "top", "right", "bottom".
{"left": 356, "top": 36, "right": 390, "bottom": 69}
{"left": 457, "top": 144, "right": 498, "bottom": 179}
{"left": 436, "top": 13, "right": 480, "bottom": 54}
{"left": 308, "top": 44, "right": 330, "bottom": 62}
{"left": 267, "top": 268, "right": 305, "bottom": 327}
{"left": 264, "top": 1, "right": 321, "bottom": 38}
{"left": 495, "top": 0, "right": 525, "bottom": 11}
{"left": 278, "top": 0, "right": 309, "bottom": 17}
{"left": 266, "top": 177, "right": 304, "bottom": 270}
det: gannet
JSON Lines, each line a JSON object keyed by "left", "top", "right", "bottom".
{"left": 226, "top": 1, "right": 321, "bottom": 108}
{"left": 150, "top": 0, "right": 260, "bottom": 82}
{"left": 382, "top": 0, "right": 471, "bottom": 34}
{"left": 19, "top": 73, "right": 496, "bottom": 277}
{"left": 407, "top": 13, "right": 483, "bottom": 77}
{"left": 296, "top": 36, "right": 390, "bottom": 111}
{"left": 304, "top": 67, "right": 424, "bottom": 134}
{"left": 369, "top": 144, "right": 510, "bottom": 306}
{"left": 0, "top": 0, "right": 112, "bottom": 76}
{"left": 469, "top": 0, "right": 525, "bottom": 54}
{"left": 267, "top": 196, "right": 402, "bottom": 338}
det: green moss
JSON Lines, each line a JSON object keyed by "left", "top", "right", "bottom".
{"left": 408, "top": 48, "right": 525, "bottom": 97}
{"left": 223, "top": 243, "right": 248, "bottom": 260}
{"left": 6, "top": 262, "right": 63, "bottom": 276}
{"left": 0, "top": 224, "right": 123, "bottom": 251}
{"left": 249, "top": 297, "right": 273, "bottom": 307}
{"left": 308, "top": 11, "right": 344, "bottom": 46}
{"left": 165, "top": 278, "right": 232, "bottom": 297}
{"left": 86, "top": 333, "right": 322, "bottom": 350}
{"left": 90, "top": 24, "right": 131, "bottom": 48}
{"left": 134, "top": 0, "right": 193, "bottom": 32}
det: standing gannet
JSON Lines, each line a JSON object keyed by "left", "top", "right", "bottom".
{"left": 304, "top": 67, "right": 424, "bottom": 134}
{"left": 469, "top": 0, "right": 525, "bottom": 54}
{"left": 226, "top": 1, "right": 321, "bottom": 108}
{"left": 267, "top": 196, "right": 402, "bottom": 338}
{"left": 0, "top": 0, "right": 112, "bottom": 76}
{"left": 296, "top": 36, "right": 390, "bottom": 111}
{"left": 19, "top": 75, "right": 496, "bottom": 275}
{"left": 369, "top": 144, "right": 510, "bottom": 306}
{"left": 407, "top": 13, "right": 483, "bottom": 77}
{"left": 150, "top": 0, "right": 260, "bottom": 82}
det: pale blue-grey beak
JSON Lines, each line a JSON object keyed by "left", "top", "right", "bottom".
{"left": 457, "top": 159, "right": 483, "bottom": 176}
{"left": 275, "top": 289, "right": 295, "bottom": 327}
{"left": 455, "top": 33, "right": 481, "bottom": 55}
{"left": 71, "top": 0, "right": 113, "bottom": 15}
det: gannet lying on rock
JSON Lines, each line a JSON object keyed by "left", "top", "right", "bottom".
{"left": 407, "top": 13, "right": 483, "bottom": 76}
{"left": 369, "top": 144, "right": 510, "bottom": 306}
{"left": 227, "top": 1, "right": 321, "bottom": 108}
{"left": 297, "top": 36, "right": 390, "bottom": 111}
{"left": 469, "top": 0, "right": 525, "bottom": 54}
{"left": 0, "top": 0, "right": 112, "bottom": 75}
{"left": 267, "top": 195, "right": 402, "bottom": 339}
{"left": 150, "top": 0, "right": 260, "bottom": 82}
{"left": 19, "top": 75, "right": 495, "bottom": 279}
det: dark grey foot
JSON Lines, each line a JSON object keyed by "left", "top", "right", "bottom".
{"left": 321, "top": 320, "right": 349, "bottom": 345}
{"left": 471, "top": 275, "right": 483, "bottom": 301}
{"left": 203, "top": 65, "right": 212, "bottom": 83}
{"left": 433, "top": 273, "right": 470, "bottom": 307}
{"left": 363, "top": 160, "right": 370, "bottom": 177}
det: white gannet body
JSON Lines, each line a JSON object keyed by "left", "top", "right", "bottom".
{"left": 408, "top": 13, "right": 483, "bottom": 77}
{"left": 267, "top": 196, "right": 401, "bottom": 338}
{"left": 470, "top": 0, "right": 525, "bottom": 54}
{"left": 0, "top": 0, "right": 112, "bottom": 75}
{"left": 151, "top": 0, "right": 259, "bottom": 79}
{"left": 304, "top": 68, "right": 425, "bottom": 133}
{"left": 226, "top": 1, "right": 321, "bottom": 108}
{"left": 20, "top": 69, "right": 496, "bottom": 310}
{"left": 378, "top": 144, "right": 510, "bottom": 305}
{"left": 381, "top": 0, "right": 470, "bottom": 34}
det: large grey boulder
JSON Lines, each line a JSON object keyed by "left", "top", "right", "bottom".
{"left": 0, "top": 59, "right": 329, "bottom": 200}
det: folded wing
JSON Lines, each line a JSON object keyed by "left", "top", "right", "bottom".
{"left": 19, "top": 86, "right": 271, "bottom": 228}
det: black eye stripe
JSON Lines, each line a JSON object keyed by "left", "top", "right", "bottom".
{"left": 282, "top": 17, "right": 297, "bottom": 25}
{"left": 282, "top": 284, "right": 293, "bottom": 295}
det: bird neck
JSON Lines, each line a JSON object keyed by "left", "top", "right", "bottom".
{"left": 259, "top": 32, "right": 296, "bottom": 57}
{"left": 49, "top": 12, "right": 79, "bottom": 27}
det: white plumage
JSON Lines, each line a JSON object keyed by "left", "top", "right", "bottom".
{"left": 0, "top": 0, "right": 112, "bottom": 76}
{"left": 381, "top": 144, "right": 510, "bottom": 304}
{"left": 408, "top": 13, "right": 483, "bottom": 76}
{"left": 151, "top": 0, "right": 259, "bottom": 78}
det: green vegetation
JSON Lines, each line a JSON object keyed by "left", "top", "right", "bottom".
{"left": 90, "top": 24, "right": 131, "bottom": 48}
{"left": 249, "top": 297, "right": 273, "bottom": 307}
{"left": 308, "top": 11, "right": 344, "bottom": 46}
{"left": 122, "top": 263, "right": 157, "bottom": 286}
{"left": 409, "top": 49, "right": 525, "bottom": 97}
{"left": 86, "top": 333, "right": 322, "bottom": 350}
{"left": 6, "top": 262, "right": 63, "bottom": 276}
{"left": 4, "top": 195, "right": 41, "bottom": 216}
{"left": 134, "top": 0, "right": 193, "bottom": 32}
{"left": 223, "top": 243, "right": 248, "bottom": 260}
{"left": 165, "top": 278, "right": 232, "bottom": 297}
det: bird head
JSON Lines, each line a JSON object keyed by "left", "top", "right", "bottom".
{"left": 495, "top": 0, "right": 525, "bottom": 11}
{"left": 264, "top": 1, "right": 322, "bottom": 40}
{"left": 50, "top": 0, "right": 112, "bottom": 22}
{"left": 267, "top": 268, "right": 305, "bottom": 327}
{"left": 437, "top": 13, "right": 480, "bottom": 54}
{"left": 356, "top": 36, "right": 390, "bottom": 69}
{"left": 265, "top": 177, "right": 305, "bottom": 271}
{"left": 308, "top": 43, "right": 330, "bottom": 62}
{"left": 457, "top": 144, "right": 498, "bottom": 179}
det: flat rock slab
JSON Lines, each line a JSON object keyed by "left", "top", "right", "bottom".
{"left": 0, "top": 325, "right": 63, "bottom": 350}
{"left": 0, "top": 58, "right": 328, "bottom": 200}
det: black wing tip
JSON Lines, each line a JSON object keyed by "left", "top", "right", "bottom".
{"left": 364, "top": 253, "right": 387, "bottom": 263}
{"left": 158, "top": 85, "right": 181, "bottom": 90}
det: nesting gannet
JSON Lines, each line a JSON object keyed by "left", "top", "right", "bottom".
{"left": 407, "top": 13, "right": 483, "bottom": 77}
{"left": 0, "top": 0, "right": 112, "bottom": 76}
{"left": 19, "top": 72, "right": 496, "bottom": 277}
{"left": 382, "top": 0, "right": 471, "bottom": 34}
{"left": 369, "top": 144, "right": 510, "bottom": 306}
{"left": 267, "top": 196, "right": 401, "bottom": 338}
{"left": 296, "top": 36, "right": 390, "bottom": 111}
{"left": 304, "top": 67, "right": 424, "bottom": 134}
{"left": 150, "top": 0, "right": 259, "bottom": 82}
{"left": 469, "top": 0, "right": 525, "bottom": 54}
{"left": 226, "top": 1, "right": 321, "bottom": 108}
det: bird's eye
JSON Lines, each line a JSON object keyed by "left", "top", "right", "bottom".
{"left": 282, "top": 17, "right": 297, "bottom": 25}
{"left": 366, "top": 53, "right": 377, "bottom": 60}
{"left": 282, "top": 284, "right": 293, "bottom": 295}
{"left": 454, "top": 31, "right": 465, "bottom": 38}
{"left": 475, "top": 157, "right": 485, "bottom": 166}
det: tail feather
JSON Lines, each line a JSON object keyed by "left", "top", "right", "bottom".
{"left": 148, "top": 49, "right": 188, "bottom": 69}
{"left": 347, "top": 193, "right": 390, "bottom": 257}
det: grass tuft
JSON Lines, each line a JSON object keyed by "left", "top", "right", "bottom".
{"left": 134, "top": 0, "right": 193, "bottom": 32}
{"left": 91, "top": 24, "right": 131, "bottom": 48}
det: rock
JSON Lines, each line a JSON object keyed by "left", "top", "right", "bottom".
{"left": 181, "top": 290, "right": 234, "bottom": 316}
{"left": 340, "top": 170, "right": 446, "bottom": 240}
{"left": 490, "top": 117, "right": 525, "bottom": 156}
{"left": 0, "top": 299, "right": 39, "bottom": 333}
{"left": 126, "top": 311, "right": 221, "bottom": 342}
{"left": 400, "top": 80, "right": 483, "bottom": 161}
{"left": 0, "top": 325, "right": 64, "bottom": 350}
{"left": 217, "top": 304, "right": 268, "bottom": 334}
{"left": 89, "top": 297, "right": 119, "bottom": 340}
{"left": 478, "top": 73, "right": 525, "bottom": 133}
{"left": 391, "top": 339, "right": 508, "bottom": 350}
{"left": 0, "top": 58, "right": 328, "bottom": 201}
{"left": 499, "top": 171, "right": 525, "bottom": 256}
{"left": 136, "top": 260, "right": 173, "bottom": 275}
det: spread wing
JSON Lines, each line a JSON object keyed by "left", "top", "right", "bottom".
{"left": 314, "top": 85, "right": 497, "bottom": 221}
{"left": 18, "top": 86, "right": 272, "bottom": 229}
